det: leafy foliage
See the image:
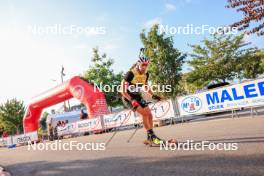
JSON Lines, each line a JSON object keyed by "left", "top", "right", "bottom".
{"left": 0, "top": 99, "right": 25, "bottom": 135}
{"left": 187, "top": 33, "right": 264, "bottom": 90}
{"left": 226, "top": 0, "right": 264, "bottom": 36}
{"left": 83, "top": 48, "right": 123, "bottom": 108}
{"left": 140, "top": 25, "right": 186, "bottom": 98}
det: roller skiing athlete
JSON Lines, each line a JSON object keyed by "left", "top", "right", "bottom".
{"left": 120, "top": 48, "right": 177, "bottom": 146}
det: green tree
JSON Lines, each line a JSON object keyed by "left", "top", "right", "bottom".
{"left": 0, "top": 122, "right": 4, "bottom": 136}
{"left": 179, "top": 72, "right": 200, "bottom": 94}
{"left": 187, "top": 33, "right": 261, "bottom": 89}
{"left": 82, "top": 48, "right": 123, "bottom": 110}
{"left": 238, "top": 49, "right": 264, "bottom": 79}
{"left": 0, "top": 99, "right": 25, "bottom": 134}
{"left": 260, "top": 50, "right": 264, "bottom": 67}
{"left": 140, "top": 24, "right": 186, "bottom": 98}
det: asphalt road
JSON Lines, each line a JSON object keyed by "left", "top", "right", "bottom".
{"left": 1, "top": 116, "right": 264, "bottom": 176}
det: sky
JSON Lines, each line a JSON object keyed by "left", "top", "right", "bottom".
{"left": 0, "top": 0, "right": 263, "bottom": 108}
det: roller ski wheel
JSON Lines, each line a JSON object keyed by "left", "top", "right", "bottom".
{"left": 143, "top": 138, "right": 178, "bottom": 147}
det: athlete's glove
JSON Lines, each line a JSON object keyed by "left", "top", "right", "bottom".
{"left": 131, "top": 99, "right": 140, "bottom": 109}
{"left": 152, "top": 95, "right": 161, "bottom": 101}
{"left": 139, "top": 99, "right": 148, "bottom": 107}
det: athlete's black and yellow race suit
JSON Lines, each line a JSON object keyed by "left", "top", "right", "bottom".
{"left": 122, "top": 67, "right": 149, "bottom": 110}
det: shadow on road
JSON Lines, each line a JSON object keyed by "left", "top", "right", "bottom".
{"left": 5, "top": 153, "right": 264, "bottom": 176}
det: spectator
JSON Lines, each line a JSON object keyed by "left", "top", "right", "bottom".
{"left": 47, "top": 124, "right": 54, "bottom": 141}
{"left": 61, "top": 121, "right": 65, "bottom": 127}
{"left": 80, "top": 109, "right": 88, "bottom": 120}
{"left": 2, "top": 131, "right": 9, "bottom": 138}
{"left": 53, "top": 122, "right": 59, "bottom": 140}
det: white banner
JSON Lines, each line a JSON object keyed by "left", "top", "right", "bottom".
{"left": 104, "top": 110, "right": 135, "bottom": 129}
{"left": 57, "top": 123, "right": 77, "bottom": 136}
{"left": 76, "top": 117, "right": 103, "bottom": 132}
{"left": 151, "top": 100, "right": 175, "bottom": 120}
{"left": 12, "top": 131, "right": 38, "bottom": 145}
{"left": 0, "top": 137, "right": 12, "bottom": 146}
{"left": 134, "top": 99, "right": 175, "bottom": 122}
{"left": 177, "top": 78, "right": 264, "bottom": 116}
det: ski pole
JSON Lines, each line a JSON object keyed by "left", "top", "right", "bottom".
{"left": 105, "top": 99, "right": 160, "bottom": 146}
{"left": 105, "top": 109, "right": 133, "bottom": 147}
{"left": 106, "top": 101, "right": 151, "bottom": 146}
{"left": 127, "top": 124, "right": 141, "bottom": 143}
{"left": 126, "top": 101, "right": 158, "bottom": 143}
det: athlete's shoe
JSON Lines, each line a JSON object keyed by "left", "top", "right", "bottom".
{"left": 147, "top": 133, "right": 164, "bottom": 145}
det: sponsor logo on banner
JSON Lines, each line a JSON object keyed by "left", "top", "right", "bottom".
{"left": 57, "top": 123, "right": 77, "bottom": 136}
{"left": 134, "top": 100, "right": 175, "bottom": 122}
{"left": 151, "top": 100, "right": 172, "bottom": 119}
{"left": 77, "top": 118, "right": 102, "bottom": 132}
{"left": 72, "top": 85, "right": 84, "bottom": 99}
{"left": 181, "top": 96, "right": 202, "bottom": 113}
{"left": 104, "top": 110, "right": 133, "bottom": 128}
{"left": 17, "top": 136, "right": 31, "bottom": 143}
{"left": 13, "top": 131, "right": 38, "bottom": 144}
{"left": 177, "top": 78, "right": 264, "bottom": 116}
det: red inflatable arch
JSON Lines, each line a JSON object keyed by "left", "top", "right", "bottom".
{"left": 23, "top": 76, "right": 109, "bottom": 133}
